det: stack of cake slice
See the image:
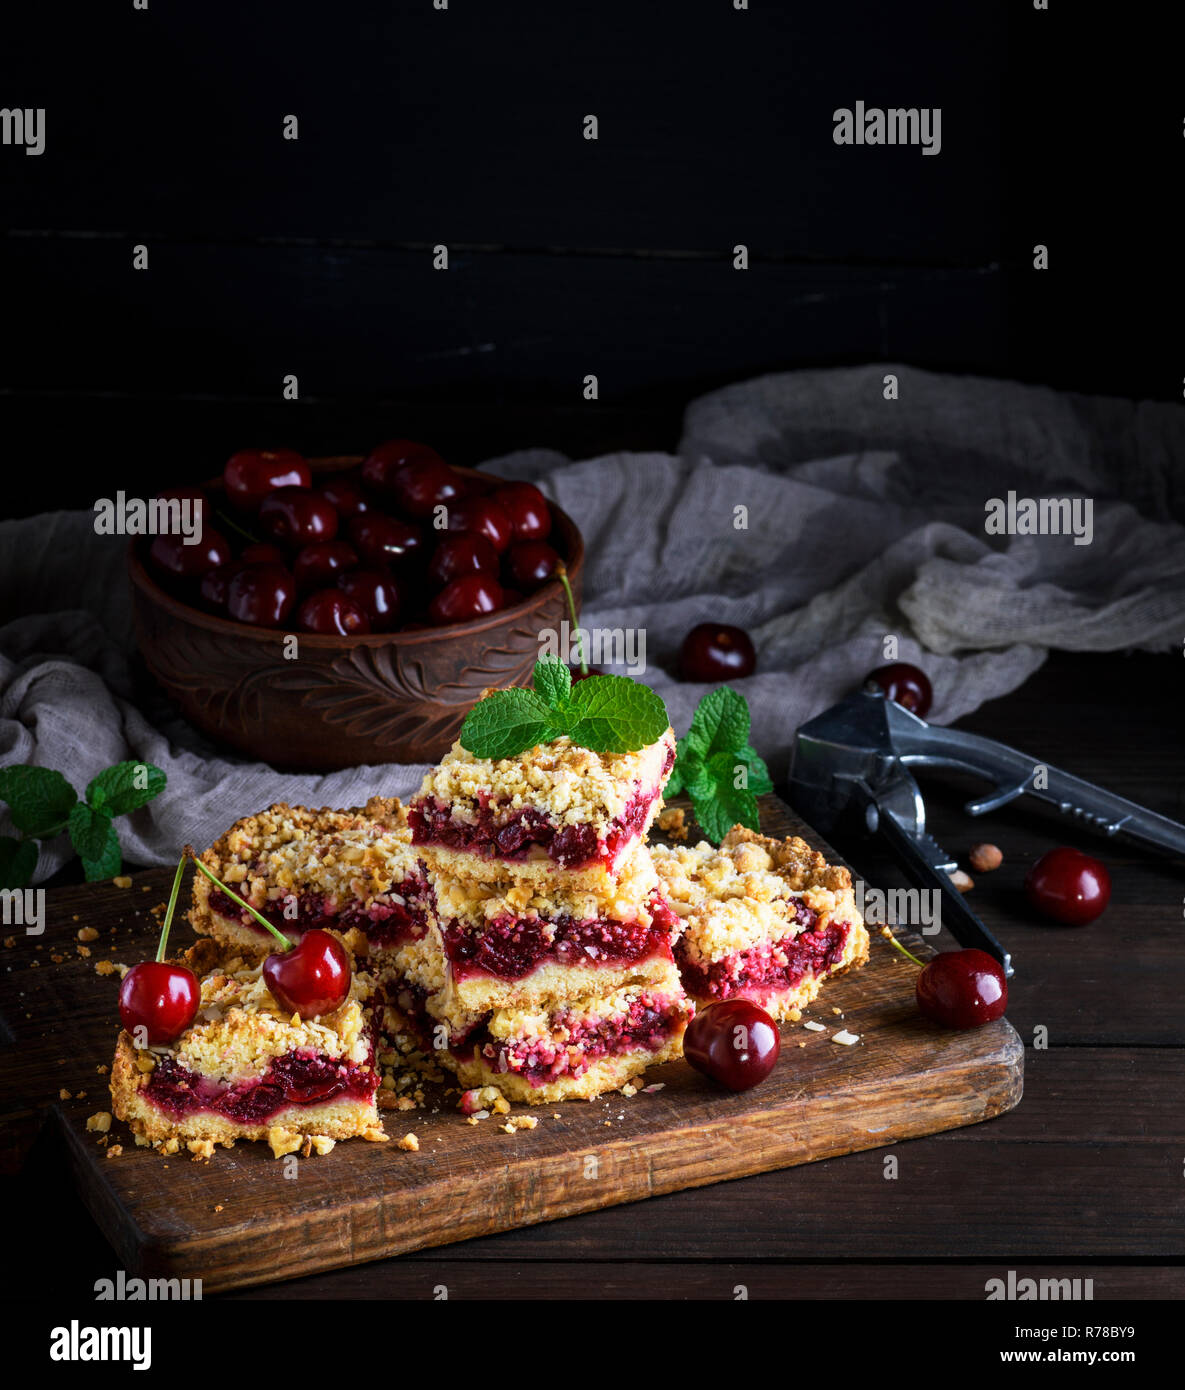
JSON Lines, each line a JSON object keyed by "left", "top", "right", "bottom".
{"left": 398, "top": 726, "right": 693, "bottom": 1102}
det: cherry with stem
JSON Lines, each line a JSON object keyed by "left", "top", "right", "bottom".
{"left": 118, "top": 854, "right": 201, "bottom": 1045}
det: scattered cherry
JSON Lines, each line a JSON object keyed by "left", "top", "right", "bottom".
{"left": 317, "top": 474, "right": 371, "bottom": 520}
{"left": 864, "top": 663, "right": 932, "bottom": 718}
{"left": 446, "top": 496, "right": 514, "bottom": 553}
{"left": 916, "top": 949, "right": 1007, "bottom": 1029}
{"left": 259, "top": 486, "right": 339, "bottom": 547}
{"left": 223, "top": 448, "right": 310, "bottom": 510}
{"left": 118, "top": 854, "right": 199, "bottom": 1045}
{"left": 428, "top": 573, "right": 504, "bottom": 624}
{"left": 427, "top": 532, "right": 499, "bottom": 589}
{"left": 298, "top": 588, "right": 371, "bottom": 636}
{"left": 493, "top": 482, "right": 552, "bottom": 541}
{"left": 239, "top": 542, "right": 286, "bottom": 566}
{"left": 678, "top": 623, "right": 757, "bottom": 682}
{"left": 263, "top": 928, "right": 351, "bottom": 1018}
{"left": 339, "top": 568, "right": 405, "bottom": 631}
{"left": 1025, "top": 847, "right": 1111, "bottom": 925}
{"left": 683, "top": 999, "right": 780, "bottom": 1091}
{"left": 348, "top": 513, "right": 424, "bottom": 568}
{"left": 293, "top": 540, "right": 359, "bottom": 591}
{"left": 148, "top": 528, "right": 233, "bottom": 583}
{"left": 505, "top": 540, "right": 561, "bottom": 592}
{"left": 227, "top": 563, "right": 297, "bottom": 628}
{"left": 362, "top": 441, "right": 464, "bottom": 518}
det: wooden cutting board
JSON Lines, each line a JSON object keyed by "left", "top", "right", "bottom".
{"left": 0, "top": 794, "right": 1022, "bottom": 1293}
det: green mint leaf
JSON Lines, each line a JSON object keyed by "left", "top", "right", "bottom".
{"left": 0, "top": 835, "right": 38, "bottom": 890}
{"left": 86, "top": 761, "right": 167, "bottom": 817}
{"left": 460, "top": 688, "right": 562, "bottom": 760}
{"left": 706, "top": 748, "right": 773, "bottom": 797}
{"left": 0, "top": 766, "right": 78, "bottom": 838}
{"left": 69, "top": 804, "right": 113, "bottom": 863}
{"left": 685, "top": 686, "right": 750, "bottom": 760}
{"left": 80, "top": 823, "right": 122, "bottom": 883}
{"left": 564, "top": 676, "right": 670, "bottom": 754}
{"left": 736, "top": 742, "right": 774, "bottom": 796}
{"left": 533, "top": 657, "right": 571, "bottom": 711}
{"left": 692, "top": 780, "right": 760, "bottom": 845}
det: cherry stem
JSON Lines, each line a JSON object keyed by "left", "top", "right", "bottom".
{"left": 155, "top": 854, "right": 188, "bottom": 963}
{"left": 554, "top": 563, "right": 587, "bottom": 675}
{"left": 188, "top": 854, "right": 294, "bottom": 952}
{"left": 880, "top": 926, "right": 926, "bottom": 969}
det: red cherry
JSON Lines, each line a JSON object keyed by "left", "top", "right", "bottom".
{"left": 427, "top": 532, "right": 499, "bottom": 589}
{"left": 224, "top": 448, "right": 310, "bottom": 510}
{"left": 505, "top": 540, "right": 561, "bottom": 592}
{"left": 916, "top": 949, "right": 1007, "bottom": 1029}
{"left": 148, "top": 529, "right": 234, "bottom": 582}
{"left": 1025, "top": 847, "right": 1111, "bottom": 925}
{"left": 446, "top": 496, "right": 514, "bottom": 553}
{"left": 570, "top": 664, "right": 605, "bottom": 682}
{"left": 293, "top": 540, "right": 359, "bottom": 591}
{"left": 492, "top": 482, "right": 552, "bottom": 541}
{"left": 199, "top": 560, "right": 243, "bottom": 610}
{"left": 683, "top": 999, "right": 780, "bottom": 1091}
{"left": 227, "top": 563, "right": 297, "bottom": 628}
{"left": 338, "top": 568, "right": 405, "bottom": 632}
{"left": 678, "top": 623, "right": 757, "bottom": 682}
{"left": 428, "top": 573, "right": 504, "bottom": 625}
{"left": 297, "top": 588, "right": 371, "bottom": 636}
{"left": 118, "top": 961, "right": 200, "bottom": 1045}
{"left": 259, "top": 486, "right": 339, "bottom": 547}
{"left": 348, "top": 513, "right": 424, "bottom": 569}
{"left": 362, "top": 441, "right": 464, "bottom": 518}
{"left": 239, "top": 542, "right": 286, "bottom": 566}
{"left": 864, "top": 663, "right": 933, "bottom": 718}
{"left": 262, "top": 929, "right": 350, "bottom": 1018}
{"left": 317, "top": 473, "right": 371, "bottom": 519}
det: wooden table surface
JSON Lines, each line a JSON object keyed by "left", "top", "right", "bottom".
{"left": 9, "top": 650, "right": 1184, "bottom": 1300}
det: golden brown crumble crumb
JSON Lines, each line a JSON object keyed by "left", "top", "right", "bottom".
{"left": 656, "top": 806, "right": 689, "bottom": 840}
{"left": 59, "top": 1089, "right": 72, "bottom": 1101}
{"left": 397, "top": 1132, "right": 419, "bottom": 1151}
{"left": 113, "top": 875, "right": 133, "bottom": 889}
{"left": 187, "top": 1139, "right": 215, "bottom": 1161}
{"left": 106, "top": 1145, "right": 123, "bottom": 1158}
{"left": 267, "top": 1127, "right": 301, "bottom": 1159}
{"left": 86, "top": 1112, "right": 111, "bottom": 1133}
{"left": 94, "top": 959, "right": 118, "bottom": 977}
{"left": 78, "top": 926, "right": 99, "bottom": 943}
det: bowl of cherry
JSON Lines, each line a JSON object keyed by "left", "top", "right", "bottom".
{"left": 128, "top": 442, "right": 584, "bottom": 771}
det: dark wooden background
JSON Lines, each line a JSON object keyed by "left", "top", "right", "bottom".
{"left": 1, "top": 1, "right": 1179, "bottom": 517}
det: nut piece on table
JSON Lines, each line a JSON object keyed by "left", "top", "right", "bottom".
{"left": 948, "top": 869, "right": 975, "bottom": 893}
{"left": 968, "top": 843, "right": 1003, "bottom": 873}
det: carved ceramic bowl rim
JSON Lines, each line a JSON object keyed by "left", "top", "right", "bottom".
{"left": 127, "top": 460, "right": 585, "bottom": 649}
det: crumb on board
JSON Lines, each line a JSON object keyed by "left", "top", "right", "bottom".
{"left": 397, "top": 1132, "right": 419, "bottom": 1151}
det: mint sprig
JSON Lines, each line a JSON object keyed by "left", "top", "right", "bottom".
{"left": 667, "top": 687, "right": 773, "bottom": 843}
{"left": 0, "top": 759, "right": 167, "bottom": 888}
{"left": 460, "top": 658, "right": 670, "bottom": 759}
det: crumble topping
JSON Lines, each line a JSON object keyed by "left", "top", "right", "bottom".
{"left": 414, "top": 728, "right": 675, "bottom": 832}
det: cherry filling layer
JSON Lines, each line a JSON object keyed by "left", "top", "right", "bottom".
{"left": 142, "top": 1045, "right": 378, "bottom": 1123}
{"left": 677, "top": 920, "right": 851, "bottom": 1001}
{"left": 207, "top": 881, "right": 428, "bottom": 948}
{"left": 442, "top": 893, "right": 679, "bottom": 981}
{"left": 409, "top": 766, "right": 670, "bottom": 871}
{"left": 467, "top": 992, "right": 686, "bottom": 1085}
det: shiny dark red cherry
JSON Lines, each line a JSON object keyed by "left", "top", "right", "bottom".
{"left": 427, "top": 532, "right": 499, "bottom": 589}
{"left": 570, "top": 664, "right": 605, "bottom": 682}
{"left": 298, "top": 588, "right": 370, "bottom": 635}
{"left": 258, "top": 486, "right": 339, "bottom": 547}
{"left": 148, "top": 529, "right": 233, "bottom": 581}
{"left": 262, "top": 929, "right": 351, "bottom": 1018}
{"left": 223, "top": 448, "right": 310, "bottom": 510}
{"left": 678, "top": 623, "right": 757, "bottom": 682}
{"left": 317, "top": 474, "right": 370, "bottom": 520}
{"left": 227, "top": 563, "right": 297, "bottom": 628}
{"left": 916, "top": 949, "right": 1008, "bottom": 1029}
{"left": 361, "top": 441, "right": 464, "bottom": 518}
{"left": 237, "top": 543, "right": 284, "bottom": 567}
{"left": 199, "top": 560, "right": 243, "bottom": 610}
{"left": 348, "top": 513, "right": 424, "bottom": 568}
{"left": 1025, "top": 847, "right": 1111, "bottom": 925}
{"left": 446, "top": 496, "right": 514, "bottom": 553}
{"left": 492, "top": 482, "right": 552, "bottom": 541}
{"left": 293, "top": 540, "right": 359, "bottom": 591}
{"left": 118, "top": 961, "right": 200, "bottom": 1045}
{"left": 864, "top": 662, "right": 932, "bottom": 718}
{"left": 428, "top": 573, "right": 504, "bottom": 625}
{"left": 338, "top": 568, "right": 405, "bottom": 632}
{"left": 683, "top": 999, "right": 780, "bottom": 1091}
{"left": 504, "top": 540, "right": 560, "bottom": 592}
